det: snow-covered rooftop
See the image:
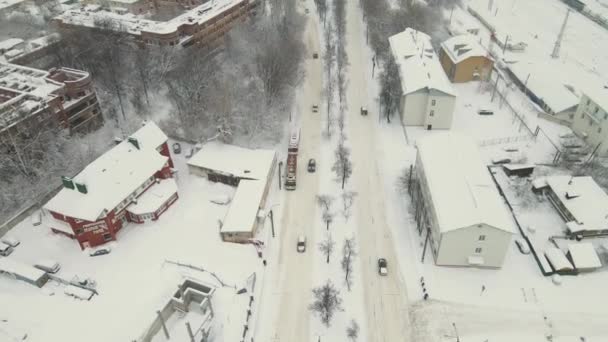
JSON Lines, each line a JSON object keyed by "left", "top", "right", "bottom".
{"left": 221, "top": 180, "right": 265, "bottom": 234}
{"left": 0, "top": 38, "right": 24, "bottom": 52}
{"left": 544, "top": 247, "right": 574, "bottom": 271}
{"left": 440, "top": 34, "right": 489, "bottom": 64}
{"left": 0, "top": 257, "right": 46, "bottom": 282}
{"left": 130, "top": 120, "right": 169, "bottom": 150}
{"left": 388, "top": 28, "right": 455, "bottom": 96}
{"left": 416, "top": 133, "right": 514, "bottom": 234}
{"left": 188, "top": 142, "right": 276, "bottom": 181}
{"left": 582, "top": 84, "right": 608, "bottom": 114}
{"left": 44, "top": 122, "right": 169, "bottom": 222}
{"left": 508, "top": 61, "right": 580, "bottom": 114}
{"left": 567, "top": 243, "right": 602, "bottom": 269}
{"left": 545, "top": 175, "right": 608, "bottom": 232}
{"left": 127, "top": 178, "right": 177, "bottom": 215}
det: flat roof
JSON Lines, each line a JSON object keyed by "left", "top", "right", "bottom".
{"left": 388, "top": 28, "right": 455, "bottom": 96}
{"left": 546, "top": 176, "right": 608, "bottom": 232}
{"left": 221, "top": 180, "right": 265, "bottom": 234}
{"left": 188, "top": 142, "right": 276, "bottom": 181}
{"left": 417, "top": 133, "right": 514, "bottom": 234}
{"left": 544, "top": 247, "right": 574, "bottom": 271}
{"left": 0, "top": 257, "right": 46, "bottom": 282}
{"left": 441, "top": 34, "right": 489, "bottom": 64}
{"left": 44, "top": 122, "right": 169, "bottom": 222}
{"left": 567, "top": 243, "right": 602, "bottom": 269}
{"left": 127, "top": 178, "right": 177, "bottom": 215}
{"left": 508, "top": 61, "right": 579, "bottom": 114}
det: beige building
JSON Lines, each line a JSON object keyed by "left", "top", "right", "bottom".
{"left": 413, "top": 133, "right": 514, "bottom": 268}
{"left": 388, "top": 28, "right": 456, "bottom": 130}
{"left": 439, "top": 35, "right": 493, "bottom": 83}
{"left": 571, "top": 89, "right": 608, "bottom": 155}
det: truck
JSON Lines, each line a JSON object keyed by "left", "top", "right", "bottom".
{"left": 285, "top": 129, "right": 300, "bottom": 190}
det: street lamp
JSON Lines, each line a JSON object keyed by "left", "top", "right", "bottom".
{"left": 267, "top": 203, "right": 280, "bottom": 238}
{"left": 452, "top": 322, "right": 460, "bottom": 342}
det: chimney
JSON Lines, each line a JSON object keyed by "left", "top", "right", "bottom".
{"left": 128, "top": 137, "right": 140, "bottom": 149}
{"left": 75, "top": 182, "right": 88, "bottom": 194}
{"left": 61, "top": 176, "right": 75, "bottom": 190}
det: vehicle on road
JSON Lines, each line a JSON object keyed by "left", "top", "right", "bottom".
{"left": 285, "top": 129, "right": 300, "bottom": 190}
{"left": 307, "top": 158, "right": 316, "bottom": 173}
{"left": 172, "top": 142, "right": 181, "bottom": 154}
{"left": 477, "top": 109, "right": 494, "bottom": 115}
{"left": 313, "top": 52, "right": 319, "bottom": 59}
{"left": 515, "top": 237, "right": 530, "bottom": 254}
{"left": 360, "top": 106, "right": 368, "bottom": 116}
{"left": 1, "top": 236, "right": 20, "bottom": 248}
{"left": 34, "top": 260, "right": 61, "bottom": 273}
{"left": 0, "top": 242, "right": 13, "bottom": 256}
{"left": 378, "top": 258, "right": 388, "bottom": 276}
{"left": 31, "top": 210, "right": 42, "bottom": 226}
{"left": 312, "top": 104, "right": 318, "bottom": 113}
{"left": 89, "top": 247, "right": 111, "bottom": 257}
{"left": 297, "top": 236, "right": 306, "bottom": 253}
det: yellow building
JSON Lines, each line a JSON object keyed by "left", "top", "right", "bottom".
{"left": 439, "top": 35, "right": 493, "bottom": 83}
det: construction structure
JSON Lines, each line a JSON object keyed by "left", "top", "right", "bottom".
{"left": 388, "top": 28, "right": 456, "bottom": 130}
{"left": 43, "top": 121, "right": 178, "bottom": 250}
{"left": 0, "top": 62, "right": 103, "bottom": 139}
{"left": 411, "top": 133, "right": 514, "bottom": 268}
{"left": 187, "top": 142, "right": 276, "bottom": 242}
{"left": 52, "top": 0, "right": 259, "bottom": 50}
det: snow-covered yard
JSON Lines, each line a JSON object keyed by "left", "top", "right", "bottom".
{"left": 0, "top": 144, "right": 268, "bottom": 342}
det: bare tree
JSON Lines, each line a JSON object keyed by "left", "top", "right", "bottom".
{"left": 313, "top": 0, "right": 328, "bottom": 24}
{"left": 379, "top": 53, "right": 402, "bottom": 123}
{"left": 322, "top": 210, "right": 334, "bottom": 230}
{"left": 323, "top": 22, "right": 336, "bottom": 137}
{"left": 346, "top": 319, "right": 360, "bottom": 342}
{"left": 332, "top": 138, "right": 353, "bottom": 189}
{"left": 316, "top": 194, "right": 335, "bottom": 212}
{"left": 318, "top": 233, "right": 336, "bottom": 263}
{"left": 341, "top": 191, "right": 357, "bottom": 220}
{"left": 309, "top": 279, "right": 343, "bottom": 327}
{"left": 341, "top": 237, "right": 357, "bottom": 291}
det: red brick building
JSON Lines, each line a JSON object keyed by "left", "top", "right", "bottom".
{"left": 43, "top": 121, "right": 178, "bottom": 249}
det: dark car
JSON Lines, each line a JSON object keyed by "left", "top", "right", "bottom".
{"left": 172, "top": 142, "right": 181, "bottom": 154}
{"left": 89, "top": 247, "right": 111, "bottom": 257}
{"left": 477, "top": 109, "right": 494, "bottom": 115}
{"left": 307, "top": 158, "right": 316, "bottom": 172}
{"left": 378, "top": 258, "right": 388, "bottom": 276}
{"left": 313, "top": 52, "right": 319, "bottom": 59}
{"left": 360, "top": 106, "right": 368, "bottom": 116}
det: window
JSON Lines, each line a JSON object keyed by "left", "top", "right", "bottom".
{"left": 430, "top": 110, "right": 435, "bottom": 117}
{"left": 569, "top": 114, "right": 574, "bottom": 120}
{"left": 604, "top": 113, "right": 607, "bottom": 120}
{"left": 431, "top": 99, "right": 436, "bottom": 106}
{"left": 589, "top": 119, "right": 593, "bottom": 126}
{"left": 75, "top": 228, "right": 83, "bottom": 235}
{"left": 594, "top": 107, "right": 599, "bottom": 114}
{"left": 103, "top": 233, "right": 112, "bottom": 241}
{"left": 581, "top": 112, "right": 585, "bottom": 118}
{"left": 599, "top": 127, "right": 602, "bottom": 133}
{"left": 475, "top": 247, "right": 482, "bottom": 254}
{"left": 587, "top": 99, "right": 591, "bottom": 105}
{"left": 478, "top": 235, "right": 486, "bottom": 241}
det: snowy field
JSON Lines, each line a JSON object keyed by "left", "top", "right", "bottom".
{"left": 0, "top": 144, "right": 269, "bottom": 342}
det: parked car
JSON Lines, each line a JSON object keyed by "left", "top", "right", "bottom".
{"left": 34, "top": 260, "right": 61, "bottom": 274}
{"left": 313, "top": 52, "right": 319, "bottom": 59}
{"left": 477, "top": 109, "right": 494, "bottom": 115}
{"left": 515, "top": 237, "right": 530, "bottom": 255}
{"left": 297, "top": 235, "right": 306, "bottom": 253}
{"left": 360, "top": 106, "right": 368, "bottom": 116}
{"left": 1, "top": 236, "right": 20, "bottom": 248}
{"left": 307, "top": 158, "right": 316, "bottom": 173}
{"left": 172, "top": 142, "right": 182, "bottom": 154}
{"left": 31, "top": 210, "right": 42, "bottom": 226}
{"left": 0, "top": 242, "right": 14, "bottom": 256}
{"left": 89, "top": 247, "right": 111, "bottom": 257}
{"left": 378, "top": 258, "right": 388, "bottom": 276}
{"left": 312, "top": 104, "right": 319, "bottom": 113}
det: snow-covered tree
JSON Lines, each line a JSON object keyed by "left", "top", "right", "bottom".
{"left": 309, "top": 279, "right": 344, "bottom": 327}
{"left": 341, "top": 237, "right": 357, "bottom": 291}
{"left": 318, "top": 233, "right": 336, "bottom": 263}
{"left": 346, "top": 319, "right": 360, "bottom": 342}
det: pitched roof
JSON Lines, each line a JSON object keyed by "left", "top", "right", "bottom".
{"left": 388, "top": 28, "right": 455, "bottom": 96}
{"left": 417, "top": 133, "right": 514, "bottom": 234}
{"left": 567, "top": 243, "right": 602, "bottom": 269}
{"left": 440, "top": 34, "right": 489, "bottom": 64}
{"left": 44, "top": 121, "right": 169, "bottom": 222}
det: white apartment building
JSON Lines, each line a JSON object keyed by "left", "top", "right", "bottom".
{"left": 572, "top": 88, "right": 608, "bottom": 155}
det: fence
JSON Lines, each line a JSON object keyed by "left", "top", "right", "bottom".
{"left": 478, "top": 134, "right": 533, "bottom": 147}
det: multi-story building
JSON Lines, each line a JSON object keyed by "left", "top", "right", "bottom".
{"left": 52, "top": 0, "right": 258, "bottom": 50}
{"left": 388, "top": 28, "right": 456, "bottom": 130}
{"left": 571, "top": 89, "right": 608, "bottom": 155}
{"left": 439, "top": 34, "right": 493, "bottom": 83}
{"left": 43, "top": 121, "right": 178, "bottom": 249}
{"left": 0, "top": 62, "right": 103, "bottom": 138}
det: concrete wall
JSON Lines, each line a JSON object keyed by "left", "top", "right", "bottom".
{"left": 401, "top": 89, "right": 455, "bottom": 129}
{"left": 436, "top": 225, "right": 512, "bottom": 268}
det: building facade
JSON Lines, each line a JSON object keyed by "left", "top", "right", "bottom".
{"left": 439, "top": 35, "right": 493, "bottom": 83}
{"left": 571, "top": 90, "right": 608, "bottom": 155}
{"left": 388, "top": 28, "right": 456, "bottom": 130}
{"left": 413, "top": 133, "right": 514, "bottom": 268}
{"left": 43, "top": 121, "right": 178, "bottom": 249}
{"left": 0, "top": 63, "right": 103, "bottom": 140}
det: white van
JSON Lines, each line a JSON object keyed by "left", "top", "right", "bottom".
{"left": 1, "top": 236, "right": 20, "bottom": 247}
{"left": 34, "top": 260, "right": 61, "bottom": 274}
{"left": 31, "top": 211, "right": 42, "bottom": 226}
{"left": 297, "top": 236, "right": 306, "bottom": 253}
{"left": 0, "top": 242, "right": 13, "bottom": 256}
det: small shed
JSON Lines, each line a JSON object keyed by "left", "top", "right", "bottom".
{"left": 566, "top": 243, "right": 602, "bottom": 272}
{"left": 502, "top": 164, "right": 535, "bottom": 178}
{"left": 0, "top": 258, "right": 49, "bottom": 288}
{"left": 544, "top": 247, "right": 575, "bottom": 274}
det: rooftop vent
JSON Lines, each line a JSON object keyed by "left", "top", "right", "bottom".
{"left": 75, "top": 182, "right": 88, "bottom": 194}
{"left": 565, "top": 191, "right": 579, "bottom": 199}
{"left": 128, "top": 137, "right": 140, "bottom": 150}
{"left": 61, "top": 176, "right": 75, "bottom": 190}
{"left": 457, "top": 48, "right": 471, "bottom": 56}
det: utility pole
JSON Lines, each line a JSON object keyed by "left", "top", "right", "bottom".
{"left": 452, "top": 322, "right": 460, "bottom": 342}
{"left": 157, "top": 310, "right": 170, "bottom": 339}
{"left": 552, "top": 9, "right": 571, "bottom": 59}
{"left": 186, "top": 322, "right": 195, "bottom": 342}
{"left": 491, "top": 73, "right": 500, "bottom": 102}
{"left": 502, "top": 35, "right": 509, "bottom": 54}
{"left": 278, "top": 161, "right": 283, "bottom": 190}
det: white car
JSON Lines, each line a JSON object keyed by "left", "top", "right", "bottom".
{"left": 1, "top": 236, "right": 20, "bottom": 248}
{"left": 34, "top": 260, "right": 61, "bottom": 274}
{"left": 31, "top": 211, "right": 42, "bottom": 226}
{"left": 0, "top": 242, "right": 13, "bottom": 256}
{"left": 378, "top": 258, "right": 388, "bottom": 276}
